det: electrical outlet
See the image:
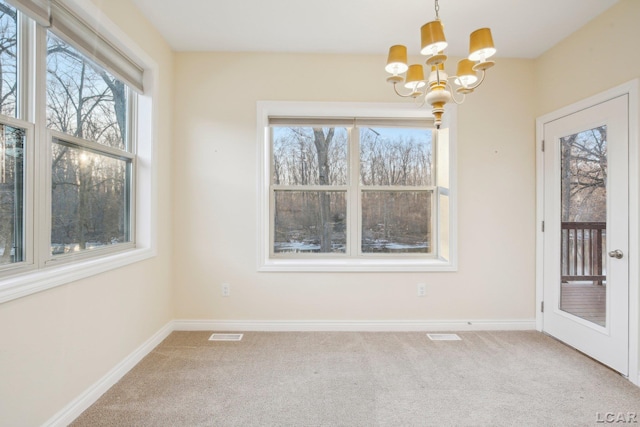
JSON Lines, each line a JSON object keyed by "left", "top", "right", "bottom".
{"left": 417, "top": 283, "right": 426, "bottom": 297}
{"left": 221, "top": 283, "right": 230, "bottom": 297}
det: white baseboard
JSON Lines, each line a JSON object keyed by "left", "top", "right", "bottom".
{"left": 173, "top": 319, "right": 537, "bottom": 332}
{"left": 43, "top": 321, "right": 174, "bottom": 427}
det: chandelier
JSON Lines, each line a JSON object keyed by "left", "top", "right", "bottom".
{"left": 384, "top": 0, "right": 496, "bottom": 128}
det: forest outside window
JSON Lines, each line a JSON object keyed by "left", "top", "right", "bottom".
{"left": 47, "top": 34, "right": 134, "bottom": 257}
{"left": 260, "top": 103, "right": 456, "bottom": 272}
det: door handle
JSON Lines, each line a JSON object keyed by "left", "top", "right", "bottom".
{"left": 608, "top": 249, "right": 624, "bottom": 259}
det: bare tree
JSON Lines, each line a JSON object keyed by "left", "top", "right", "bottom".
{"left": 312, "top": 127, "right": 334, "bottom": 252}
{"left": 0, "top": 2, "right": 16, "bottom": 116}
{"left": 47, "top": 35, "right": 129, "bottom": 252}
{"left": 561, "top": 126, "right": 607, "bottom": 222}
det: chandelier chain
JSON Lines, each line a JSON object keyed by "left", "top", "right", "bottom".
{"left": 434, "top": 0, "right": 440, "bottom": 19}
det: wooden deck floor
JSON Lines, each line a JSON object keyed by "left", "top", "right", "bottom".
{"left": 560, "top": 282, "right": 606, "bottom": 326}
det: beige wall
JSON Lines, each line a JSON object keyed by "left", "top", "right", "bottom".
{"left": 534, "top": 0, "right": 640, "bottom": 115}
{"left": 172, "top": 52, "right": 537, "bottom": 321}
{"left": 0, "top": 0, "right": 174, "bottom": 425}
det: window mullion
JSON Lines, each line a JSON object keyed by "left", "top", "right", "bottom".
{"left": 127, "top": 92, "right": 136, "bottom": 244}
{"left": 271, "top": 184, "right": 347, "bottom": 192}
{"left": 34, "top": 21, "right": 49, "bottom": 268}
{"left": 360, "top": 186, "right": 435, "bottom": 192}
{"left": 348, "top": 126, "right": 360, "bottom": 257}
{"left": 49, "top": 130, "right": 134, "bottom": 161}
{"left": 20, "top": 14, "right": 36, "bottom": 269}
{"left": 267, "top": 126, "right": 274, "bottom": 257}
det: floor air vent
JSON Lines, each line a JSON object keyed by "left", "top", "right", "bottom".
{"left": 427, "top": 333, "right": 461, "bottom": 341}
{"left": 209, "top": 333, "right": 243, "bottom": 341}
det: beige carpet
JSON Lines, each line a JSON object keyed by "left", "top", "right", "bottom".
{"left": 72, "top": 331, "right": 640, "bottom": 426}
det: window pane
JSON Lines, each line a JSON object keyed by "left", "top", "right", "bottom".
{"left": 361, "top": 191, "right": 431, "bottom": 253}
{"left": 46, "top": 33, "right": 128, "bottom": 150}
{"left": 0, "top": 123, "right": 24, "bottom": 264}
{"left": 439, "top": 191, "right": 450, "bottom": 260}
{"left": 274, "top": 191, "right": 346, "bottom": 253}
{"left": 51, "top": 140, "right": 130, "bottom": 255}
{"left": 272, "top": 127, "right": 347, "bottom": 185}
{"left": 0, "top": 1, "right": 18, "bottom": 117}
{"left": 560, "top": 126, "right": 607, "bottom": 327}
{"left": 360, "top": 127, "right": 432, "bottom": 186}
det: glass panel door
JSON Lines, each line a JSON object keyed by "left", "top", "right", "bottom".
{"left": 542, "top": 93, "right": 629, "bottom": 375}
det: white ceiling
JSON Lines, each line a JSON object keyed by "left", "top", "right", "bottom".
{"left": 130, "top": 0, "right": 619, "bottom": 58}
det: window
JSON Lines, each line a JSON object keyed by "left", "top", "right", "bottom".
{"left": 0, "top": 122, "right": 25, "bottom": 266}
{"left": 0, "top": 0, "right": 156, "bottom": 303}
{"left": 0, "top": 2, "right": 17, "bottom": 117}
{"left": 50, "top": 136, "right": 132, "bottom": 255}
{"left": 359, "top": 127, "right": 433, "bottom": 255}
{"left": 272, "top": 125, "right": 348, "bottom": 254}
{"left": 47, "top": 34, "right": 134, "bottom": 256}
{"left": 258, "top": 102, "right": 456, "bottom": 272}
{"left": 0, "top": 1, "right": 26, "bottom": 270}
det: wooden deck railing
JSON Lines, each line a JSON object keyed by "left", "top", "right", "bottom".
{"left": 561, "top": 221, "right": 606, "bottom": 284}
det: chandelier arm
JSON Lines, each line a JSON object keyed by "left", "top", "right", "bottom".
{"left": 465, "top": 69, "right": 487, "bottom": 91}
{"left": 392, "top": 82, "right": 423, "bottom": 99}
{"left": 446, "top": 81, "right": 466, "bottom": 105}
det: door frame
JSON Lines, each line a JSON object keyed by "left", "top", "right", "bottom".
{"left": 536, "top": 79, "right": 639, "bottom": 386}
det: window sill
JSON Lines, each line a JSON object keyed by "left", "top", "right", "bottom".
{"left": 258, "top": 257, "right": 457, "bottom": 272}
{"left": 0, "top": 247, "right": 155, "bottom": 304}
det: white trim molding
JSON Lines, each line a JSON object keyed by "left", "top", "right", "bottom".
{"left": 173, "top": 319, "right": 536, "bottom": 332}
{"left": 0, "top": 247, "right": 154, "bottom": 304}
{"left": 43, "top": 322, "right": 174, "bottom": 427}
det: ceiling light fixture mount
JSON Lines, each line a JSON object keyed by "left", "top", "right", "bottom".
{"left": 384, "top": 0, "right": 496, "bottom": 128}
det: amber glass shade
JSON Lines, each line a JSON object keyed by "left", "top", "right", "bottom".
{"left": 455, "top": 59, "right": 478, "bottom": 86}
{"left": 404, "top": 64, "right": 426, "bottom": 89}
{"left": 420, "top": 20, "right": 447, "bottom": 56}
{"left": 468, "top": 28, "right": 496, "bottom": 62}
{"left": 385, "top": 45, "right": 409, "bottom": 75}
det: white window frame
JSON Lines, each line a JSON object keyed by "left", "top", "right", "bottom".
{"left": 44, "top": 129, "right": 137, "bottom": 265}
{"left": 0, "top": 0, "right": 159, "bottom": 303}
{"left": 257, "top": 101, "right": 458, "bottom": 272}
